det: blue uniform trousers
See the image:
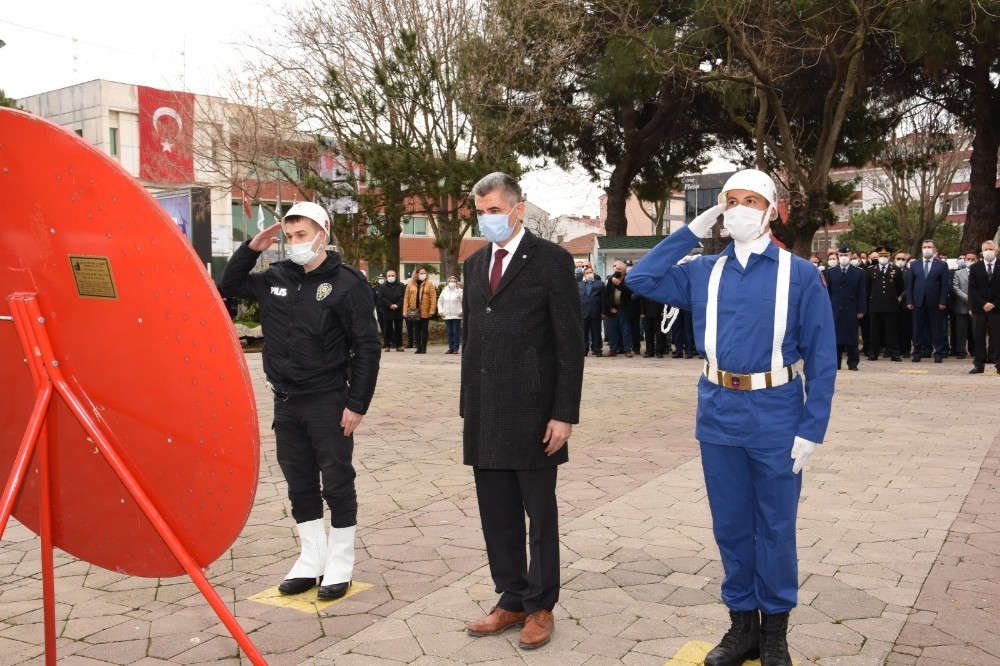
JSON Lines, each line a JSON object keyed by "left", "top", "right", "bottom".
{"left": 701, "top": 441, "right": 802, "bottom": 614}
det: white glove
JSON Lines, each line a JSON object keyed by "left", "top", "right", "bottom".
{"left": 791, "top": 436, "right": 818, "bottom": 474}
{"left": 687, "top": 203, "right": 726, "bottom": 238}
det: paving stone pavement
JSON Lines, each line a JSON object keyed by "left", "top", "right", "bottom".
{"left": 1, "top": 348, "right": 998, "bottom": 665}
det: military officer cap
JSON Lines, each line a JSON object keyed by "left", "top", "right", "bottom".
{"left": 837, "top": 244, "right": 851, "bottom": 253}
{"left": 874, "top": 246, "right": 892, "bottom": 256}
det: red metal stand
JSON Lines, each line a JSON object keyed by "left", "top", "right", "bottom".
{"left": 0, "top": 293, "right": 267, "bottom": 666}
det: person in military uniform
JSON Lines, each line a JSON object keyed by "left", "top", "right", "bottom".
{"left": 865, "top": 246, "right": 905, "bottom": 361}
{"left": 826, "top": 245, "right": 867, "bottom": 370}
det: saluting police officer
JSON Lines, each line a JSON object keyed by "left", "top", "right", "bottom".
{"left": 220, "top": 202, "right": 381, "bottom": 601}
{"left": 627, "top": 169, "right": 837, "bottom": 666}
{"left": 865, "top": 246, "right": 905, "bottom": 361}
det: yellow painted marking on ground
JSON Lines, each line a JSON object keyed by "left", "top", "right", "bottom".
{"left": 898, "top": 369, "right": 929, "bottom": 374}
{"left": 248, "top": 581, "right": 373, "bottom": 613}
{"left": 664, "top": 640, "right": 798, "bottom": 665}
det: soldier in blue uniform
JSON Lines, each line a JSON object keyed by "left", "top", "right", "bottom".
{"left": 627, "top": 169, "right": 836, "bottom": 666}
{"left": 826, "top": 245, "right": 867, "bottom": 370}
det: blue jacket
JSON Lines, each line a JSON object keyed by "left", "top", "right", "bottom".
{"left": 579, "top": 278, "right": 605, "bottom": 318}
{"left": 626, "top": 227, "right": 837, "bottom": 447}
{"left": 825, "top": 265, "right": 867, "bottom": 345}
{"left": 906, "top": 257, "right": 950, "bottom": 308}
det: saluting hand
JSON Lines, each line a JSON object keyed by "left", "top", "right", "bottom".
{"left": 249, "top": 222, "right": 282, "bottom": 253}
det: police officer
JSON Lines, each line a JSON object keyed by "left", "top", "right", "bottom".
{"left": 865, "top": 246, "right": 905, "bottom": 361}
{"left": 627, "top": 169, "right": 836, "bottom": 666}
{"left": 220, "top": 201, "right": 381, "bottom": 600}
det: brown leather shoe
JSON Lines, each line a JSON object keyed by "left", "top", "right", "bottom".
{"left": 467, "top": 605, "right": 527, "bottom": 636}
{"left": 518, "top": 609, "right": 554, "bottom": 649}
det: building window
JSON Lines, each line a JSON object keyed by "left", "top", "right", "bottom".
{"left": 847, "top": 201, "right": 864, "bottom": 218}
{"left": 401, "top": 263, "right": 438, "bottom": 281}
{"left": 108, "top": 127, "right": 118, "bottom": 156}
{"left": 685, "top": 187, "right": 722, "bottom": 223}
{"left": 949, "top": 196, "right": 967, "bottom": 215}
{"left": 402, "top": 215, "right": 428, "bottom": 236}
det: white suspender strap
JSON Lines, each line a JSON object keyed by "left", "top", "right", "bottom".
{"left": 704, "top": 255, "right": 727, "bottom": 369}
{"left": 772, "top": 249, "right": 792, "bottom": 373}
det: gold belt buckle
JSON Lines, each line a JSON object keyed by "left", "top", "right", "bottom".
{"left": 719, "top": 370, "right": 752, "bottom": 391}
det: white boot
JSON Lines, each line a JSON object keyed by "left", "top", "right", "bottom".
{"left": 317, "top": 525, "right": 356, "bottom": 600}
{"left": 279, "top": 519, "right": 327, "bottom": 595}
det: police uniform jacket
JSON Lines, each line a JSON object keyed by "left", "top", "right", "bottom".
{"left": 220, "top": 242, "right": 381, "bottom": 414}
{"left": 460, "top": 230, "right": 584, "bottom": 469}
{"left": 866, "top": 263, "right": 905, "bottom": 313}
{"left": 626, "top": 227, "right": 837, "bottom": 447}
{"left": 826, "top": 264, "right": 867, "bottom": 345}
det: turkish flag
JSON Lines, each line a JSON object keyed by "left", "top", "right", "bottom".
{"left": 138, "top": 86, "right": 194, "bottom": 183}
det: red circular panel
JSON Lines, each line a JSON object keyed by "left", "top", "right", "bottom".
{"left": 0, "top": 109, "right": 260, "bottom": 577}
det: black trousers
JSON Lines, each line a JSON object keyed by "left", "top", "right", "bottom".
{"left": 628, "top": 312, "right": 642, "bottom": 353}
{"left": 642, "top": 316, "right": 668, "bottom": 355}
{"left": 912, "top": 305, "right": 947, "bottom": 357}
{"left": 414, "top": 318, "right": 430, "bottom": 352}
{"left": 955, "top": 313, "right": 972, "bottom": 357}
{"left": 384, "top": 317, "right": 403, "bottom": 348}
{"left": 973, "top": 310, "right": 1000, "bottom": 367}
{"left": 868, "top": 311, "right": 898, "bottom": 358}
{"left": 273, "top": 389, "right": 357, "bottom": 527}
{"left": 837, "top": 344, "right": 860, "bottom": 369}
{"left": 897, "top": 308, "right": 913, "bottom": 356}
{"left": 406, "top": 318, "right": 415, "bottom": 347}
{"left": 583, "top": 317, "right": 603, "bottom": 353}
{"left": 473, "top": 466, "right": 560, "bottom": 614}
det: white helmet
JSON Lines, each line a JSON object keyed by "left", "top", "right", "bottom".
{"left": 717, "top": 169, "right": 777, "bottom": 211}
{"left": 283, "top": 201, "right": 330, "bottom": 235}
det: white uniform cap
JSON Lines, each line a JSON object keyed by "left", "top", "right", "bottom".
{"left": 717, "top": 169, "right": 777, "bottom": 209}
{"left": 283, "top": 201, "right": 330, "bottom": 234}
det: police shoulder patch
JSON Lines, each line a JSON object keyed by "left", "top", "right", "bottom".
{"left": 316, "top": 283, "right": 333, "bottom": 301}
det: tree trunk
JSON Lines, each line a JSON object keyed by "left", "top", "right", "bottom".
{"left": 960, "top": 42, "right": 1000, "bottom": 254}
{"left": 604, "top": 167, "right": 633, "bottom": 237}
{"left": 786, "top": 190, "right": 833, "bottom": 258}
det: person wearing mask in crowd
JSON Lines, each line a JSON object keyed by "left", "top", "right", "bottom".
{"left": 604, "top": 260, "right": 635, "bottom": 357}
{"left": 858, "top": 251, "right": 869, "bottom": 268}
{"left": 624, "top": 259, "right": 643, "bottom": 355}
{"left": 575, "top": 262, "right": 586, "bottom": 282}
{"left": 404, "top": 266, "right": 437, "bottom": 354}
{"left": 438, "top": 275, "right": 464, "bottom": 354}
{"left": 952, "top": 252, "right": 977, "bottom": 360}
{"left": 579, "top": 266, "right": 606, "bottom": 357}
{"left": 220, "top": 202, "right": 381, "bottom": 601}
{"left": 906, "top": 239, "right": 950, "bottom": 363}
{"left": 374, "top": 274, "right": 387, "bottom": 343}
{"left": 809, "top": 255, "right": 827, "bottom": 288}
{"left": 827, "top": 251, "right": 838, "bottom": 271}
{"left": 968, "top": 240, "right": 1000, "bottom": 374}
{"left": 462, "top": 172, "right": 584, "bottom": 650}
{"left": 865, "top": 246, "right": 904, "bottom": 362}
{"left": 826, "top": 245, "right": 867, "bottom": 371}
{"left": 894, "top": 251, "right": 913, "bottom": 357}
{"left": 640, "top": 294, "right": 669, "bottom": 358}
{"left": 378, "top": 270, "right": 406, "bottom": 352}
{"left": 627, "top": 169, "right": 836, "bottom": 666}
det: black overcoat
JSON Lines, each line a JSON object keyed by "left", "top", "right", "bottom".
{"left": 826, "top": 264, "right": 867, "bottom": 345}
{"left": 460, "top": 229, "right": 584, "bottom": 469}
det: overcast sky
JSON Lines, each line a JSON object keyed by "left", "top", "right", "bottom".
{"left": 0, "top": 1, "right": 731, "bottom": 217}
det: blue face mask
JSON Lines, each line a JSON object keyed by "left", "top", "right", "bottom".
{"left": 477, "top": 208, "right": 516, "bottom": 243}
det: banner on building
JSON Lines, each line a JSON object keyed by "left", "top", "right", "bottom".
{"left": 138, "top": 86, "right": 195, "bottom": 183}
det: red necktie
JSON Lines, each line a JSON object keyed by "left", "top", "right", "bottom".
{"left": 490, "top": 248, "right": 509, "bottom": 294}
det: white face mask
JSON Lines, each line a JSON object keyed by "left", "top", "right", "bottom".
{"left": 849, "top": 259, "right": 859, "bottom": 267}
{"left": 723, "top": 205, "right": 769, "bottom": 242}
{"left": 878, "top": 256, "right": 889, "bottom": 266}
{"left": 984, "top": 250, "right": 997, "bottom": 262}
{"left": 447, "top": 281, "right": 457, "bottom": 290}
{"left": 895, "top": 259, "right": 905, "bottom": 268}
{"left": 418, "top": 273, "right": 427, "bottom": 281}
{"left": 583, "top": 274, "right": 594, "bottom": 282}
{"left": 387, "top": 276, "right": 396, "bottom": 283}
{"left": 286, "top": 232, "right": 323, "bottom": 266}
{"left": 922, "top": 248, "right": 934, "bottom": 259}
{"left": 956, "top": 259, "right": 966, "bottom": 269}
{"left": 828, "top": 259, "right": 838, "bottom": 268}
{"left": 838, "top": 256, "right": 851, "bottom": 267}
{"left": 378, "top": 278, "right": 386, "bottom": 284}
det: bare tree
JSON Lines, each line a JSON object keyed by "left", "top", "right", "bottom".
{"left": 865, "top": 105, "right": 972, "bottom": 256}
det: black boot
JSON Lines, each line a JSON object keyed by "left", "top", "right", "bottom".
{"left": 704, "top": 610, "right": 760, "bottom": 666}
{"left": 759, "top": 612, "right": 792, "bottom": 666}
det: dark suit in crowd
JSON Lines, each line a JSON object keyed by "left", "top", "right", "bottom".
{"left": 826, "top": 263, "right": 867, "bottom": 370}
{"left": 377, "top": 279, "right": 406, "bottom": 349}
{"left": 640, "top": 296, "right": 669, "bottom": 357}
{"left": 906, "top": 255, "right": 950, "bottom": 361}
{"left": 579, "top": 275, "right": 606, "bottom": 356}
{"left": 968, "top": 256, "right": 1000, "bottom": 371}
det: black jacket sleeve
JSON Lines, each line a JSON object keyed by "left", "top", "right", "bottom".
{"left": 336, "top": 268, "right": 382, "bottom": 414}
{"left": 219, "top": 242, "right": 266, "bottom": 302}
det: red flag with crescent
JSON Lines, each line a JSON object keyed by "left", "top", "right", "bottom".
{"left": 138, "top": 86, "right": 194, "bottom": 183}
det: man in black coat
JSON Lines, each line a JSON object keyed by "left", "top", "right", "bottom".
{"left": 579, "top": 266, "right": 605, "bottom": 356}
{"left": 377, "top": 269, "right": 406, "bottom": 351}
{"left": 968, "top": 240, "right": 1000, "bottom": 374}
{"left": 865, "top": 246, "right": 905, "bottom": 361}
{"left": 826, "top": 245, "right": 867, "bottom": 370}
{"left": 461, "top": 172, "right": 584, "bottom": 650}
{"left": 906, "top": 239, "right": 951, "bottom": 362}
